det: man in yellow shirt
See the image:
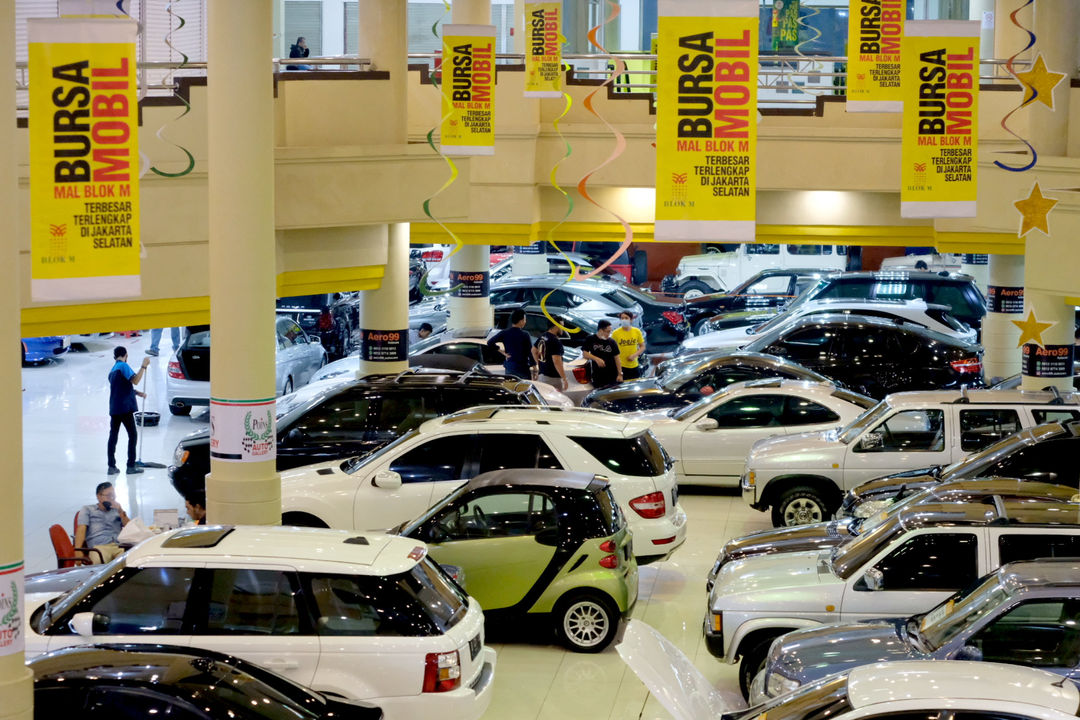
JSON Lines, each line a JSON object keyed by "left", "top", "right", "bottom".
{"left": 612, "top": 311, "right": 646, "bottom": 380}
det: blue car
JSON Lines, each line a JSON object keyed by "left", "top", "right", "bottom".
{"left": 22, "top": 336, "right": 68, "bottom": 364}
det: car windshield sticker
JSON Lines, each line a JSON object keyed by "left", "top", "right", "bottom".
{"left": 920, "top": 599, "right": 955, "bottom": 632}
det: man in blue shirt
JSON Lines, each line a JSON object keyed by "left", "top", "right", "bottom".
{"left": 487, "top": 308, "right": 537, "bottom": 379}
{"left": 108, "top": 346, "right": 150, "bottom": 474}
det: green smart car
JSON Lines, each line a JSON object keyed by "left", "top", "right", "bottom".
{"left": 398, "top": 469, "right": 639, "bottom": 652}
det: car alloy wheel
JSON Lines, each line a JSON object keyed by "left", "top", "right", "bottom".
{"left": 556, "top": 593, "right": 617, "bottom": 653}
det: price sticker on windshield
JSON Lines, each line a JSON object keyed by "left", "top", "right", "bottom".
{"left": 920, "top": 599, "right": 954, "bottom": 632}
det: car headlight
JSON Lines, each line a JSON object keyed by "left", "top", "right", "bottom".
{"left": 853, "top": 498, "right": 891, "bottom": 519}
{"left": 765, "top": 671, "right": 800, "bottom": 698}
{"left": 174, "top": 446, "right": 189, "bottom": 466}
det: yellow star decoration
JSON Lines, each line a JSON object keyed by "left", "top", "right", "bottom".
{"left": 1012, "top": 309, "right": 1056, "bottom": 348}
{"left": 1014, "top": 181, "right": 1059, "bottom": 237}
{"left": 1014, "top": 53, "right": 1067, "bottom": 110}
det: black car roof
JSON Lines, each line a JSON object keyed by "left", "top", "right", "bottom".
{"left": 464, "top": 469, "right": 608, "bottom": 493}
{"left": 823, "top": 269, "right": 976, "bottom": 283}
{"left": 30, "top": 643, "right": 260, "bottom": 680}
{"left": 359, "top": 367, "right": 531, "bottom": 390}
{"left": 776, "top": 312, "right": 978, "bottom": 347}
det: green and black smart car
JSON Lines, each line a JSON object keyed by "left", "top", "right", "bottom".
{"left": 399, "top": 469, "right": 639, "bottom": 652}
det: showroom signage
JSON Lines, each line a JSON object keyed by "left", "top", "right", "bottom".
{"left": 209, "top": 398, "right": 276, "bottom": 463}
{"left": 441, "top": 24, "right": 497, "bottom": 156}
{"left": 361, "top": 329, "right": 408, "bottom": 362}
{"left": 1022, "top": 343, "right": 1074, "bottom": 379}
{"left": 654, "top": 0, "right": 758, "bottom": 242}
{"left": 524, "top": 3, "right": 562, "bottom": 97}
{"left": 450, "top": 270, "right": 491, "bottom": 298}
{"left": 900, "top": 21, "right": 980, "bottom": 218}
{"left": 28, "top": 17, "right": 141, "bottom": 301}
{"left": 0, "top": 562, "right": 23, "bottom": 657}
{"left": 986, "top": 285, "right": 1024, "bottom": 314}
{"left": 514, "top": 241, "right": 544, "bottom": 255}
{"left": 846, "top": 0, "right": 905, "bottom": 112}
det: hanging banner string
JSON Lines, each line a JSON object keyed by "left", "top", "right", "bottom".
{"left": 993, "top": 0, "right": 1037, "bottom": 173}
{"left": 149, "top": 1, "right": 195, "bottom": 178}
{"left": 418, "top": 2, "right": 465, "bottom": 297}
{"left": 573, "top": 0, "right": 633, "bottom": 281}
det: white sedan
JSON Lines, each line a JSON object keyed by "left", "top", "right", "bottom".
{"left": 617, "top": 620, "right": 1080, "bottom": 720}
{"left": 631, "top": 379, "right": 874, "bottom": 487}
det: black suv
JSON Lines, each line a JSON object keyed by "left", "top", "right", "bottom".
{"left": 669, "top": 269, "right": 828, "bottom": 333}
{"left": 740, "top": 313, "right": 984, "bottom": 399}
{"left": 168, "top": 368, "right": 549, "bottom": 498}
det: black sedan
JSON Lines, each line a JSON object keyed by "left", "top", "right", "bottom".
{"left": 672, "top": 268, "right": 828, "bottom": 333}
{"left": 581, "top": 351, "right": 829, "bottom": 412}
{"left": 741, "top": 313, "right": 984, "bottom": 399}
{"left": 31, "top": 643, "right": 380, "bottom": 719}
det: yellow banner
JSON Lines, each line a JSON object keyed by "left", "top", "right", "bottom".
{"left": 524, "top": 3, "right": 562, "bottom": 98}
{"left": 29, "top": 18, "right": 140, "bottom": 301}
{"left": 655, "top": 0, "right": 758, "bottom": 242}
{"left": 441, "top": 25, "right": 496, "bottom": 156}
{"left": 846, "top": 0, "right": 905, "bottom": 112}
{"left": 900, "top": 21, "right": 980, "bottom": 218}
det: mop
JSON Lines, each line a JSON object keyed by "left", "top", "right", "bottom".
{"left": 133, "top": 356, "right": 168, "bottom": 469}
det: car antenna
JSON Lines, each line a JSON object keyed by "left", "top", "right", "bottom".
{"left": 1048, "top": 386, "right": 1064, "bottom": 405}
{"left": 1051, "top": 666, "right": 1080, "bottom": 687}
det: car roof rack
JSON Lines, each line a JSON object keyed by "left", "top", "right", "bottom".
{"left": 390, "top": 367, "right": 421, "bottom": 383}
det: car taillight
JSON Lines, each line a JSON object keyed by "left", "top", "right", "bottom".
{"left": 950, "top": 357, "right": 982, "bottom": 374}
{"left": 629, "top": 491, "right": 666, "bottom": 519}
{"left": 599, "top": 540, "right": 616, "bottom": 553}
{"left": 422, "top": 650, "right": 461, "bottom": 693}
{"left": 572, "top": 366, "right": 588, "bottom": 384}
{"left": 317, "top": 311, "right": 332, "bottom": 331}
{"left": 599, "top": 554, "right": 619, "bottom": 569}
{"left": 662, "top": 310, "right": 684, "bottom": 325}
{"left": 422, "top": 250, "right": 444, "bottom": 262}
{"left": 167, "top": 360, "right": 185, "bottom": 379}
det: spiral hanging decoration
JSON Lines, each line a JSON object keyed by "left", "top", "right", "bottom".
{"left": 993, "top": 0, "right": 1038, "bottom": 173}
{"left": 788, "top": 5, "right": 828, "bottom": 97}
{"left": 573, "top": 0, "right": 634, "bottom": 281}
{"left": 149, "top": 1, "right": 195, "bottom": 178}
{"left": 418, "top": 1, "right": 465, "bottom": 297}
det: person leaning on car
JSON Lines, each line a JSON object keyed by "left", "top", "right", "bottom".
{"left": 612, "top": 310, "right": 646, "bottom": 380}
{"left": 74, "top": 481, "right": 130, "bottom": 564}
{"left": 488, "top": 308, "right": 538, "bottom": 380}
{"left": 583, "top": 319, "right": 622, "bottom": 388}
{"left": 533, "top": 320, "right": 568, "bottom": 390}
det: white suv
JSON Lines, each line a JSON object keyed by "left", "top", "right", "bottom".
{"left": 704, "top": 499, "right": 1080, "bottom": 697}
{"left": 24, "top": 525, "right": 496, "bottom": 720}
{"left": 281, "top": 406, "right": 688, "bottom": 561}
{"left": 742, "top": 388, "right": 1080, "bottom": 526}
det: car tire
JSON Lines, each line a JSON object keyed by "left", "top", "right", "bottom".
{"left": 169, "top": 405, "right": 191, "bottom": 416}
{"left": 738, "top": 636, "right": 776, "bottom": 700}
{"left": 554, "top": 592, "right": 619, "bottom": 653}
{"left": 692, "top": 317, "right": 713, "bottom": 335}
{"left": 678, "top": 280, "right": 713, "bottom": 300}
{"left": 281, "top": 512, "right": 329, "bottom": 528}
{"left": 772, "top": 485, "right": 831, "bottom": 527}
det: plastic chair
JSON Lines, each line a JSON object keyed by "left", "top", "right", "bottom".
{"left": 49, "top": 524, "right": 103, "bottom": 568}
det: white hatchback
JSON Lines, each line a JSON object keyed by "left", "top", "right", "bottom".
{"left": 281, "top": 406, "right": 688, "bottom": 561}
{"left": 23, "top": 525, "right": 496, "bottom": 720}
{"left": 632, "top": 379, "right": 874, "bottom": 487}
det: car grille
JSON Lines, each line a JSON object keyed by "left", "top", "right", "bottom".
{"left": 469, "top": 633, "right": 481, "bottom": 661}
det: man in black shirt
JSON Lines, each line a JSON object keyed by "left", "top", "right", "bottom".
{"left": 533, "top": 320, "right": 568, "bottom": 391}
{"left": 487, "top": 308, "right": 537, "bottom": 379}
{"left": 582, "top": 320, "right": 622, "bottom": 388}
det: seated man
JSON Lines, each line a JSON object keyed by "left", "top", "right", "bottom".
{"left": 74, "top": 482, "right": 130, "bottom": 564}
{"left": 185, "top": 490, "right": 207, "bottom": 526}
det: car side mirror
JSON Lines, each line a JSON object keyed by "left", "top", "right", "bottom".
{"left": 694, "top": 417, "right": 719, "bottom": 431}
{"left": 372, "top": 470, "right": 403, "bottom": 490}
{"left": 69, "top": 611, "right": 100, "bottom": 637}
{"left": 862, "top": 567, "right": 884, "bottom": 591}
{"left": 860, "top": 432, "right": 883, "bottom": 451}
{"left": 955, "top": 644, "right": 983, "bottom": 661}
{"left": 283, "top": 427, "right": 306, "bottom": 446}
{"left": 425, "top": 525, "right": 448, "bottom": 544}
{"left": 1024, "top": 471, "right": 1059, "bottom": 482}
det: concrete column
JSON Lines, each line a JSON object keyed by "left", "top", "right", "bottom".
{"left": 454, "top": 0, "right": 491, "bottom": 26}
{"left": 1030, "top": 0, "right": 1079, "bottom": 157}
{"left": 959, "top": 254, "right": 988, "bottom": 297}
{"left": 982, "top": 254, "right": 1024, "bottom": 383}
{"left": 357, "top": 0, "right": 408, "bottom": 143}
{"left": 358, "top": 224, "right": 411, "bottom": 376}
{"left": 0, "top": 3, "right": 32, "bottom": 719}
{"left": 968, "top": 0, "right": 995, "bottom": 75}
{"left": 205, "top": 0, "right": 281, "bottom": 525}
{"left": 1020, "top": 289, "right": 1076, "bottom": 392}
{"left": 448, "top": 245, "right": 493, "bottom": 330}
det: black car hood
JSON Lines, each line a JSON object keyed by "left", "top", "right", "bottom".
{"left": 849, "top": 470, "right": 940, "bottom": 501}
{"left": 178, "top": 427, "right": 211, "bottom": 448}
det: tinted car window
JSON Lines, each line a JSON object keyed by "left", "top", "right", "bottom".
{"left": 972, "top": 598, "right": 1080, "bottom": 667}
{"left": 784, "top": 396, "right": 841, "bottom": 425}
{"left": 1033, "top": 409, "right": 1080, "bottom": 424}
{"left": 475, "top": 433, "right": 563, "bottom": 473}
{"left": 490, "top": 289, "right": 524, "bottom": 304}
{"left": 373, "top": 394, "right": 438, "bottom": 438}
{"left": 430, "top": 342, "right": 484, "bottom": 363}
{"left": 745, "top": 275, "right": 791, "bottom": 294}
{"left": 997, "top": 534, "right": 1080, "bottom": 564}
{"left": 678, "top": 367, "right": 760, "bottom": 396}
{"left": 746, "top": 244, "right": 780, "bottom": 255}
{"left": 440, "top": 387, "right": 531, "bottom": 413}
{"left": 82, "top": 688, "right": 205, "bottom": 720}
{"left": 959, "top": 409, "right": 1022, "bottom": 451}
{"left": 874, "top": 532, "right": 978, "bottom": 591}
{"left": 707, "top": 394, "right": 787, "bottom": 428}
{"left": 440, "top": 491, "right": 557, "bottom": 540}
{"left": 389, "top": 435, "right": 472, "bottom": 483}
{"left": 787, "top": 244, "right": 822, "bottom": 255}
{"left": 570, "top": 432, "right": 668, "bottom": 477}
{"left": 989, "top": 437, "right": 1080, "bottom": 486}
{"left": 202, "top": 569, "right": 303, "bottom": 635}
{"left": 289, "top": 396, "right": 371, "bottom": 442}
{"left": 83, "top": 567, "right": 195, "bottom": 635}
{"left": 927, "top": 283, "right": 976, "bottom": 319}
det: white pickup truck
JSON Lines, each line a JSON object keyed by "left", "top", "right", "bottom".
{"left": 666, "top": 244, "right": 848, "bottom": 298}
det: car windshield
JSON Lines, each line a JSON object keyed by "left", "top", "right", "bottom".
{"left": 939, "top": 425, "right": 1051, "bottom": 480}
{"left": 658, "top": 360, "right": 710, "bottom": 391}
{"left": 670, "top": 387, "right": 735, "bottom": 421}
{"left": 602, "top": 288, "right": 638, "bottom": 309}
{"left": 832, "top": 388, "right": 877, "bottom": 409}
{"left": 918, "top": 574, "right": 1012, "bottom": 651}
{"left": 837, "top": 400, "right": 892, "bottom": 444}
{"left": 33, "top": 557, "right": 124, "bottom": 633}
{"left": 830, "top": 513, "right": 906, "bottom": 579}
{"left": 399, "top": 485, "right": 472, "bottom": 537}
{"left": 342, "top": 429, "right": 420, "bottom": 474}
{"left": 730, "top": 674, "right": 850, "bottom": 720}
{"left": 410, "top": 333, "right": 446, "bottom": 355}
{"left": 274, "top": 379, "right": 348, "bottom": 422}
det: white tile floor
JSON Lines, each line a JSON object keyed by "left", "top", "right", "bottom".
{"left": 21, "top": 334, "right": 774, "bottom": 719}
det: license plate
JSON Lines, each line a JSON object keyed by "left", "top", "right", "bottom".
{"left": 469, "top": 634, "right": 481, "bottom": 661}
